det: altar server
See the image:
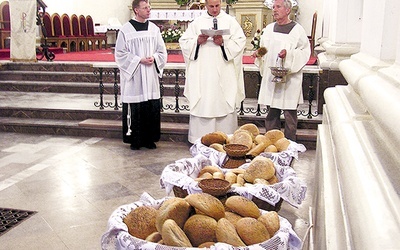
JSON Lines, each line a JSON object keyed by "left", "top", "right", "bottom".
{"left": 253, "top": 0, "right": 310, "bottom": 141}
{"left": 115, "top": 0, "right": 168, "bottom": 150}
{"left": 179, "top": 0, "right": 246, "bottom": 144}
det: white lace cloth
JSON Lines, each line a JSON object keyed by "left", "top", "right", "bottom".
{"left": 160, "top": 153, "right": 307, "bottom": 208}
{"left": 189, "top": 139, "right": 307, "bottom": 167}
{"left": 101, "top": 193, "right": 303, "bottom": 250}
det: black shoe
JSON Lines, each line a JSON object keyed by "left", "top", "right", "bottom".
{"left": 130, "top": 144, "right": 140, "bottom": 150}
{"left": 143, "top": 142, "right": 156, "bottom": 149}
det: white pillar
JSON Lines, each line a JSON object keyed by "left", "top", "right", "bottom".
{"left": 318, "top": 0, "right": 362, "bottom": 69}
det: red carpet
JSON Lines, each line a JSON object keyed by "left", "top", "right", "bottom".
{"left": 1, "top": 48, "right": 317, "bottom": 65}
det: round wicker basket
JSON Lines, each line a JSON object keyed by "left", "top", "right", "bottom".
{"left": 198, "top": 179, "right": 231, "bottom": 197}
{"left": 223, "top": 144, "right": 250, "bottom": 158}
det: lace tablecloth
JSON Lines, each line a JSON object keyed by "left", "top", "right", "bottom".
{"left": 101, "top": 193, "right": 302, "bottom": 250}
{"left": 160, "top": 153, "right": 307, "bottom": 208}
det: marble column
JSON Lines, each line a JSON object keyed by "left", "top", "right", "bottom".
{"left": 313, "top": 0, "right": 400, "bottom": 249}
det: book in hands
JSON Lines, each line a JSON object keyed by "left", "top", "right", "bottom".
{"left": 200, "top": 29, "right": 230, "bottom": 36}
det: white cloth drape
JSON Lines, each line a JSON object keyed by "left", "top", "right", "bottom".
{"left": 9, "top": 0, "right": 37, "bottom": 61}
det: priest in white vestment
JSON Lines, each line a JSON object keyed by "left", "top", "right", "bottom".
{"left": 179, "top": 0, "right": 246, "bottom": 144}
{"left": 254, "top": 0, "right": 310, "bottom": 141}
{"left": 115, "top": 0, "right": 168, "bottom": 150}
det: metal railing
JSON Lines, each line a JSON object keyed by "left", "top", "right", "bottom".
{"left": 92, "top": 63, "right": 321, "bottom": 119}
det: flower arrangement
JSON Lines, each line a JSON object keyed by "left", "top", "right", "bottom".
{"left": 251, "top": 29, "right": 262, "bottom": 50}
{"left": 175, "top": 0, "right": 189, "bottom": 6}
{"left": 161, "top": 25, "right": 184, "bottom": 43}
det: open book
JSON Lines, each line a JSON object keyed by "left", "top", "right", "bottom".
{"left": 200, "top": 29, "right": 230, "bottom": 36}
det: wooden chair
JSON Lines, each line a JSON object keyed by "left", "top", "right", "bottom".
{"left": 78, "top": 14, "right": 93, "bottom": 51}
{"left": 0, "top": 1, "right": 10, "bottom": 49}
{"left": 70, "top": 14, "right": 87, "bottom": 51}
{"left": 51, "top": 13, "right": 68, "bottom": 51}
{"left": 61, "top": 13, "right": 78, "bottom": 52}
{"left": 308, "top": 11, "right": 317, "bottom": 56}
{"left": 86, "top": 15, "right": 107, "bottom": 50}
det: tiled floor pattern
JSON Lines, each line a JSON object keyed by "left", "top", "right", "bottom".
{"left": 0, "top": 132, "right": 316, "bottom": 249}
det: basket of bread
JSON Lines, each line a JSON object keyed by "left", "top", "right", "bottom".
{"left": 160, "top": 152, "right": 307, "bottom": 211}
{"left": 191, "top": 123, "right": 306, "bottom": 167}
{"left": 101, "top": 192, "right": 302, "bottom": 250}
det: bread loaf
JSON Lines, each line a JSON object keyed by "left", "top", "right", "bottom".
{"left": 257, "top": 211, "right": 280, "bottom": 237}
{"left": 161, "top": 219, "right": 192, "bottom": 247}
{"left": 183, "top": 214, "right": 217, "bottom": 247}
{"left": 145, "top": 232, "right": 162, "bottom": 243}
{"left": 265, "top": 144, "right": 278, "bottom": 153}
{"left": 225, "top": 195, "right": 261, "bottom": 218}
{"left": 236, "top": 217, "right": 270, "bottom": 245}
{"left": 247, "top": 142, "right": 268, "bottom": 157}
{"left": 243, "top": 156, "right": 275, "bottom": 183}
{"left": 123, "top": 206, "right": 157, "bottom": 240}
{"left": 209, "top": 143, "right": 225, "bottom": 153}
{"left": 265, "top": 129, "right": 285, "bottom": 144}
{"left": 156, "top": 198, "right": 192, "bottom": 232}
{"left": 230, "top": 130, "right": 253, "bottom": 149}
{"left": 239, "top": 123, "right": 260, "bottom": 137}
{"left": 216, "top": 218, "right": 246, "bottom": 247}
{"left": 201, "top": 132, "right": 226, "bottom": 146}
{"left": 224, "top": 211, "right": 243, "bottom": 226}
{"left": 185, "top": 193, "right": 225, "bottom": 220}
{"left": 198, "top": 165, "right": 223, "bottom": 177}
{"left": 274, "top": 137, "right": 290, "bottom": 151}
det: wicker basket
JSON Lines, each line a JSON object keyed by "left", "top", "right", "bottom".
{"left": 222, "top": 144, "right": 249, "bottom": 169}
{"left": 198, "top": 179, "right": 231, "bottom": 197}
{"left": 223, "top": 144, "right": 249, "bottom": 157}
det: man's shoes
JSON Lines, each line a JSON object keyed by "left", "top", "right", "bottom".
{"left": 130, "top": 144, "right": 140, "bottom": 150}
{"left": 143, "top": 142, "right": 157, "bottom": 149}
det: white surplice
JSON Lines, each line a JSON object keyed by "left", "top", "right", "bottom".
{"left": 255, "top": 22, "right": 310, "bottom": 110}
{"left": 179, "top": 11, "right": 246, "bottom": 118}
{"left": 179, "top": 11, "right": 246, "bottom": 142}
{"left": 115, "top": 20, "right": 168, "bottom": 104}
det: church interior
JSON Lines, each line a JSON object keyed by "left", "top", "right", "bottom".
{"left": 0, "top": 0, "right": 400, "bottom": 249}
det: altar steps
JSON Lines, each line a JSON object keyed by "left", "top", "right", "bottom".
{"left": 0, "top": 62, "right": 320, "bottom": 149}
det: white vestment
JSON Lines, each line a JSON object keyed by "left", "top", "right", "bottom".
{"left": 255, "top": 22, "right": 310, "bottom": 110}
{"left": 179, "top": 11, "right": 246, "bottom": 117}
{"left": 179, "top": 11, "right": 246, "bottom": 142}
{"left": 115, "top": 20, "right": 168, "bottom": 104}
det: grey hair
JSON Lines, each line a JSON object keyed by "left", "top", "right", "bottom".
{"left": 274, "top": 0, "right": 292, "bottom": 9}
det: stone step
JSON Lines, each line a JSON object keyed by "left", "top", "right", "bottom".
{"left": 0, "top": 116, "right": 316, "bottom": 149}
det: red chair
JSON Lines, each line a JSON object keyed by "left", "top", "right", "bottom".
{"left": 78, "top": 14, "right": 93, "bottom": 50}
{"left": 86, "top": 15, "right": 107, "bottom": 50}
{"left": 0, "top": 1, "right": 10, "bottom": 49}
{"left": 70, "top": 14, "right": 87, "bottom": 51}
{"left": 61, "top": 13, "right": 78, "bottom": 52}
{"left": 51, "top": 13, "right": 68, "bottom": 51}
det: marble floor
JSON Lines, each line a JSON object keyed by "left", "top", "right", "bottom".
{"left": 0, "top": 132, "right": 316, "bottom": 249}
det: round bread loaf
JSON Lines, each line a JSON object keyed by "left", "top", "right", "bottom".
{"left": 155, "top": 197, "right": 192, "bottom": 232}
{"left": 243, "top": 156, "right": 275, "bottom": 183}
{"left": 216, "top": 218, "right": 246, "bottom": 247}
{"left": 224, "top": 172, "right": 237, "bottom": 184}
{"left": 123, "top": 205, "right": 157, "bottom": 240}
{"left": 236, "top": 217, "right": 270, "bottom": 245}
{"left": 265, "top": 144, "right": 278, "bottom": 153}
{"left": 265, "top": 129, "right": 285, "bottom": 144}
{"left": 239, "top": 123, "right": 260, "bottom": 137}
{"left": 275, "top": 137, "right": 290, "bottom": 151}
{"left": 161, "top": 219, "right": 192, "bottom": 247}
{"left": 255, "top": 134, "right": 273, "bottom": 146}
{"left": 225, "top": 195, "right": 261, "bottom": 218}
{"left": 198, "top": 165, "right": 223, "bottom": 177}
{"left": 185, "top": 193, "right": 225, "bottom": 220}
{"left": 257, "top": 211, "right": 280, "bottom": 237}
{"left": 209, "top": 143, "right": 225, "bottom": 153}
{"left": 201, "top": 132, "right": 226, "bottom": 146}
{"left": 230, "top": 130, "right": 253, "bottom": 149}
{"left": 183, "top": 214, "right": 217, "bottom": 247}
